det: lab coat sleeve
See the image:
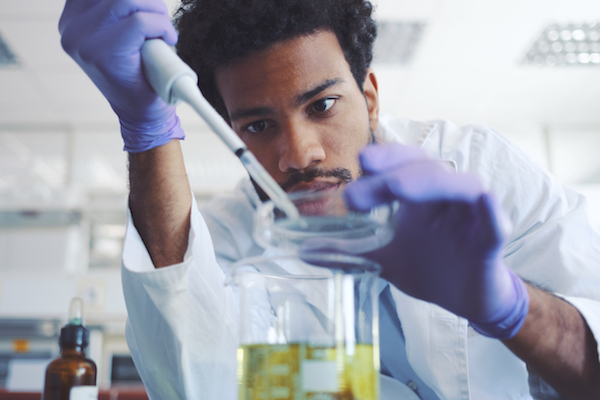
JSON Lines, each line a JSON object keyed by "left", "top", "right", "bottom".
{"left": 121, "top": 196, "right": 238, "bottom": 400}
{"left": 434, "top": 122, "right": 600, "bottom": 362}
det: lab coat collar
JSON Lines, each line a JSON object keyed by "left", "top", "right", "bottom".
{"left": 375, "top": 115, "right": 437, "bottom": 148}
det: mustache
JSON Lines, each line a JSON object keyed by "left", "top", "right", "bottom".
{"left": 280, "top": 168, "right": 353, "bottom": 192}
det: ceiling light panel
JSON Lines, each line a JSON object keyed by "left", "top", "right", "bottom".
{"left": 0, "top": 31, "right": 19, "bottom": 68}
{"left": 373, "top": 21, "right": 426, "bottom": 65}
{"left": 524, "top": 22, "right": 600, "bottom": 66}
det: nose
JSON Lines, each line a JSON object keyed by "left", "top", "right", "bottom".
{"left": 277, "top": 120, "right": 326, "bottom": 172}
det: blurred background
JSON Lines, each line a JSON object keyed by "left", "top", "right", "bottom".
{"left": 1, "top": 0, "right": 600, "bottom": 394}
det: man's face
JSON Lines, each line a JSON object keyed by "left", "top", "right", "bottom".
{"left": 215, "top": 30, "right": 379, "bottom": 198}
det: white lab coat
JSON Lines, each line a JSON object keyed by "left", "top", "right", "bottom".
{"left": 121, "top": 116, "right": 600, "bottom": 400}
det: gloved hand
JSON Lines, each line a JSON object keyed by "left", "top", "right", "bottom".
{"left": 59, "top": 0, "right": 184, "bottom": 152}
{"left": 344, "top": 144, "right": 529, "bottom": 340}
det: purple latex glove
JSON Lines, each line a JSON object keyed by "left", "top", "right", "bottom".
{"left": 344, "top": 144, "right": 529, "bottom": 340}
{"left": 59, "top": 0, "right": 184, "bottom": 152}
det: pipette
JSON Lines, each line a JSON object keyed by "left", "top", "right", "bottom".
{"left": 141, "top": 39, "right": 299, "bottom": 219}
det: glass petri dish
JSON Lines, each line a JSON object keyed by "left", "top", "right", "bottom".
{"left": 254, "top": 188, "right": 395, "bottom": 253}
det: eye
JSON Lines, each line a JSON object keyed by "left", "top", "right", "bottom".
{"left": 309, "top": 97, "right": 337, "bottom": 114}
{"left": 245, "top": 120, "right": 272, "bottom": 133}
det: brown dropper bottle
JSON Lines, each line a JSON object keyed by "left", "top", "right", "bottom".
{"left": 43, "top": 298, "right": 98, "bottom": 400}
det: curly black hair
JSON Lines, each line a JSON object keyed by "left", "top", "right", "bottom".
{"left": 174, "top": 0, "right": 377, "bottom": 122}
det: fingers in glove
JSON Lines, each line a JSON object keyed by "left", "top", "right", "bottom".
{"left": 359, "top": 143, "right": 429, "bottom": 175}
{"left": 59, "top": 0, "right": 103, "bottom": 34}
{"left": 346, "top": 160, "right": 484, "bottom": 210}
{"left": 60, "top": 0, "right": 169, "bottom": 32}
{"left": 90, "top": 11, "right": 178, "bottom": 54}
{"left": 60, "top": 0, "right": 177, "bottom": 53}
{"left": 100, "top": 0, "right": 171, "bottom": 20}
{"left": 473, "top": 193, "right": 509, "bottom": 251}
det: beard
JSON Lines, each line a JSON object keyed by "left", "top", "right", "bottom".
{"left": 251, "top": 167, "right": 353, "bottom": 202}
{"left": 251, "top": 126, "right": 375, "bottom": 202}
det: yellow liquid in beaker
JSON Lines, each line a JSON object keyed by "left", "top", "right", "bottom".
{"left": 238, "top": 343, "right": 378, "bottom": 400}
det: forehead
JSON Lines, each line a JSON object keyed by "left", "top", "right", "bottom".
{"left": 215, "top": 30, "right": 354, "bottom": 111}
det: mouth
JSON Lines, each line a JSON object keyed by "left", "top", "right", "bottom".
{"left": 287, "top": 180, "right": 342, "bottom": 194}
{"left": 284, "top": 182, "right": 346, "bottom": 217}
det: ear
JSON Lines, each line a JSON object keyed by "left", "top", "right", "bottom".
{"left": 362, "top": 68, "right": 379, "bottom": 133}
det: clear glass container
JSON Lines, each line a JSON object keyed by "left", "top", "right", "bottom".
{"left": 254, "top": 189, "right": 395, "bottom": 254}
{"left": 229, "top": 252, "right": 381, "bottom": 400}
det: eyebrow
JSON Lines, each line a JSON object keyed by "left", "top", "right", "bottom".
{"left": 228, "top": 78, "right": 344, "bottom": 122}
{"left": 294, "top": 78, "right": 343, "bottom": 107}
{"left": 229, "top": 106, "right": 275, "bottom": 122}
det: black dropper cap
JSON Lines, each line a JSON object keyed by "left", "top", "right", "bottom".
{"left": 59, "top": 298, "right": 89, "bottom": 347}
{"left": 59, "top": 324, "right": 89, "bottom": 347}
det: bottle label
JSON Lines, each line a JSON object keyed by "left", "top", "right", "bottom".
{"left": 70, "top": 386, "right": 99, "bottom": 400}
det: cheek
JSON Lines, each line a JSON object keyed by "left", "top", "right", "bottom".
{"left": 322, "top": 122, "right": 370, "bottom": 178}
{"left": 238, "top": 137, "right": 271, "bottom": 168}
{"left": 250, "top": 144, "right": 280, "bottom": 174}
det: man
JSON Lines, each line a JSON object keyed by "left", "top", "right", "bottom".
{"left": 59, "top": 0, "right": 600, "bottom": 398}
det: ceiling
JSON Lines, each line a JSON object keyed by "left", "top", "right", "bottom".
{"left": 1, "top": 0, "right": 600, "bottom": 129}
{"left": 1, "top": 0, "right": 600, "bottom": 209}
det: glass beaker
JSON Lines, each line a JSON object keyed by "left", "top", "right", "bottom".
{"left": 229, "top": 252, "right": 381, "bottom": 400}
{"left": 254, "top": 188, "right": 395, "bottom": 254}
